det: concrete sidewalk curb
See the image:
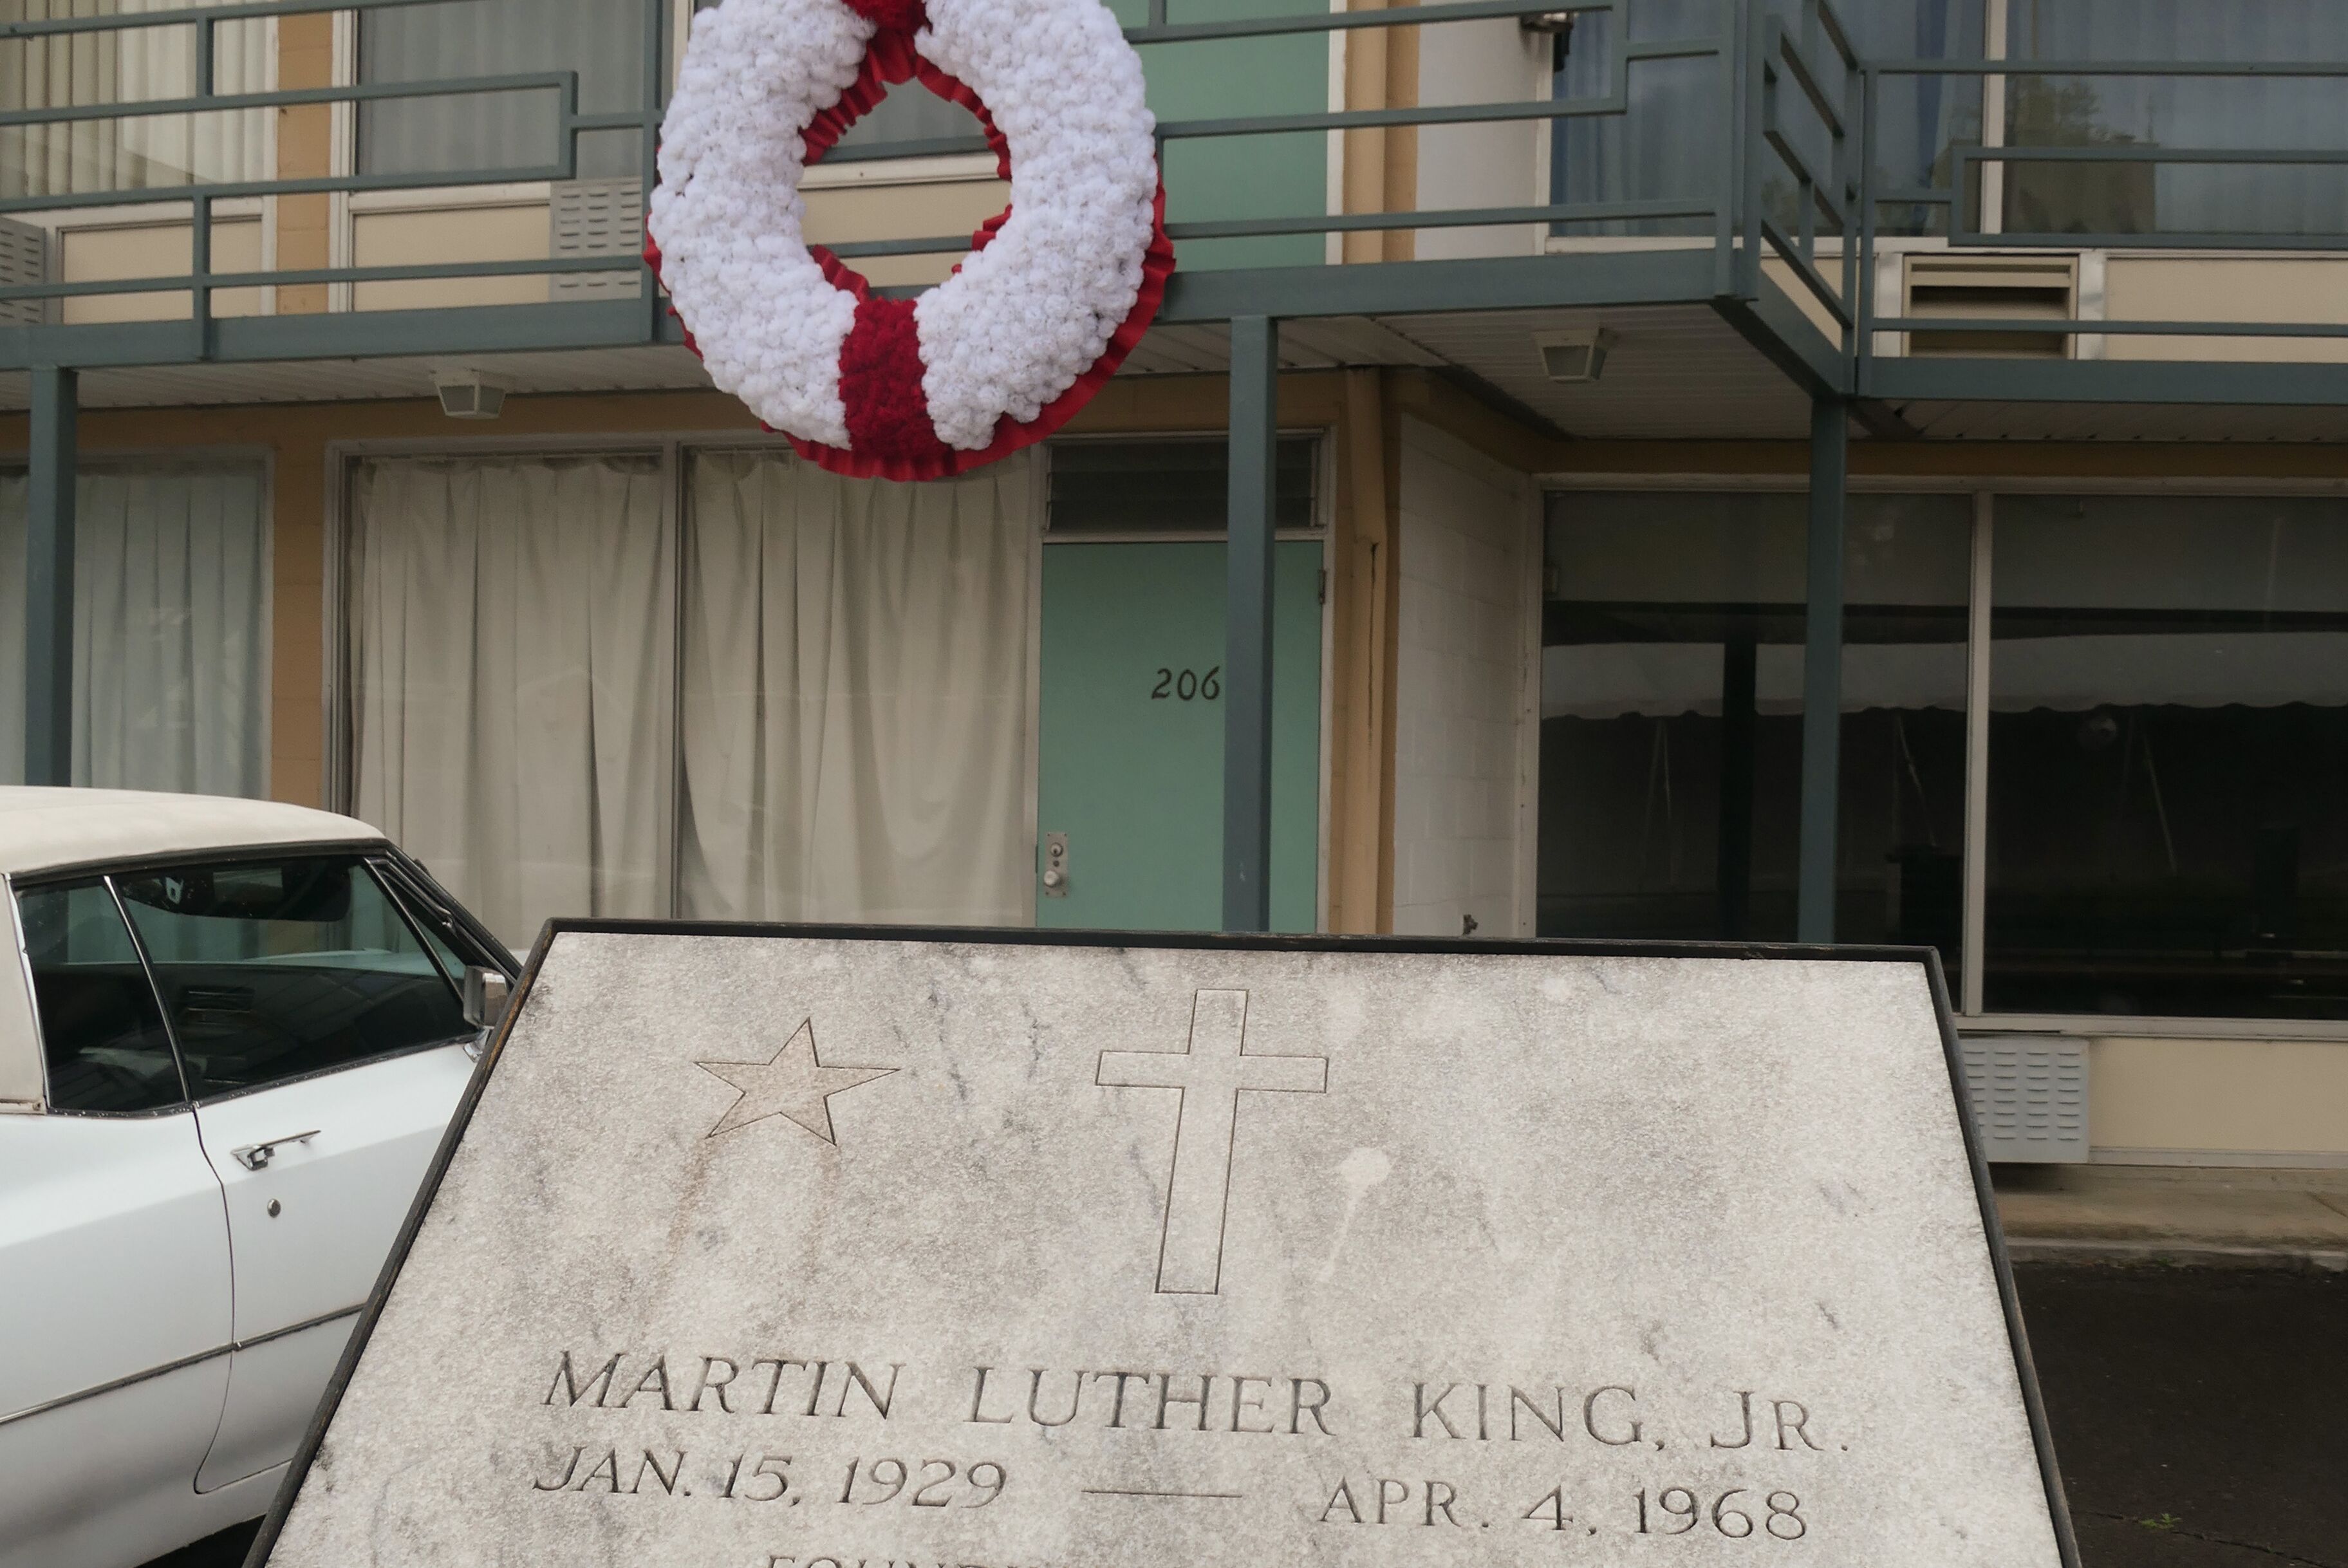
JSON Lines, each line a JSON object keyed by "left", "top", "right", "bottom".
{"left": 2008, "top": 1237, "right": 2348, "bottom": 1273}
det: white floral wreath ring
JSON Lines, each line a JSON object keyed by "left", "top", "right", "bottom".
{"left": 648, "top": 0, "right": 1175, "bottom": 482}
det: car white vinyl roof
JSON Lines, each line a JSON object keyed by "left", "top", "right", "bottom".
{"left": 0, "top": 788, "right": 384, "bottom": 877}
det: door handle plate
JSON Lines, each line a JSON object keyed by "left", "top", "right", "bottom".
{"left": 230, "top": 1130, "right": 320, "bottom": 1171}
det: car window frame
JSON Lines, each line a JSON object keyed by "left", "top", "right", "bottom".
{"left": 15, "top": 840, "right": 503, "bottom": 1113}
{"left": 10, "top": 873, "right": 196, "bottom": 1120}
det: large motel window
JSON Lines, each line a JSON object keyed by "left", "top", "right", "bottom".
{"left": 0, "top": 461, "right": 269, "bottom": 795}
{"left": 1539, "top": 487, "right": 2348, "bottom": 1025}
{"left": 1537, "top": 490, "right": 1971, "bottom": 974}
{"left": 0, "top": 0, "right": 269, "bottom": 200}
{"left": 343, "top": 449, "right": 1038, "bottom": 951}
{"left": 1986, "top": 496, "right": 2348, "bottom": 1020}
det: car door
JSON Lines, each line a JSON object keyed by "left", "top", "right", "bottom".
{"left": 109, "top": 853, "right": 481, "bottom": 1492}
{"left": 0, "top": 877, "right": 234, "bottom": 1568}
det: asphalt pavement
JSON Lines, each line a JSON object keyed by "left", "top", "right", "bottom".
{"left": 146, "top": 1264, "right": 2346, "bottom": 1568}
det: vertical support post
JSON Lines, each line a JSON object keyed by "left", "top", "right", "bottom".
{"left": 24, "top": 366, "right": 77, "bottom": 789}
{"left": 1961, "top": 492, "right": 1994, "bottom": 1014}
{"left": 1222, "top": 315, "right": 1280, "bottom": 933}
{"left": 1715, "top": 631, "right": 1758, "bottom": 940}
{"left": 639, "top": 0, "right": 670, "bottom": 340}
{"left": 1796, "top": 395, "right": 1847, "bottom": 944}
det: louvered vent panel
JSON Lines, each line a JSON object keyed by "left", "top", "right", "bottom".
{"left": 549, "top": 178, "right": 644, "bottom": 301}
{"left": 1960, "top": 1034, "right": 2090, "bottom": 1164}
{"left": 0, "top": 216, "right": 48, "bottom": 326}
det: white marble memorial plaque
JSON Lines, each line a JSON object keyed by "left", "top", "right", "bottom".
{"left": 256, "top": 928, "right": 2076, "bottom": 1568}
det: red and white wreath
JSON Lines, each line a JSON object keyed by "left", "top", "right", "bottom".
{"left": 648, "top": 0, "right": 1175, "bottom": 482}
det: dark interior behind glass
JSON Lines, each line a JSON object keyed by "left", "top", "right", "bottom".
{"left": 113, "top": 855, "right": 472, "bottom": 1099}
{"left": 19, "top": 882, "right": 183, "bottom": 1115}
{"left": 1537, "top": 491, "right": 1972, "bottom": 987}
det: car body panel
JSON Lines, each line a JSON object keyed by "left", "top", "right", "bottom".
{"left": 192, "top": 1042, "right": 474, "bottom": 1489}
{"left": 0, "top": 1111, "right": 234, "bottom": 1568}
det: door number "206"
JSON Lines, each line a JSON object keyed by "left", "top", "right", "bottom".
{"left": 1150, "top": 667, "right": 1222, "bottom": 702}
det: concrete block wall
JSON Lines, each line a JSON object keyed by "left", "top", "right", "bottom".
{"left": 1391, "top": 416, "right": 1537, "bottom": 938}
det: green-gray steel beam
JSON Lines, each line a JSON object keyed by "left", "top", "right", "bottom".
{"left": 23, "top": 368, "right": 76, "bottom": 789}
{"left": 1222, "top": 315, "right": 1279, "bottom": 934}
{"left": 1797, "top": 396, "right": 1848, "bottom": 945}
{"left": 1864, "top": 355, "right": 2348, "bottom": 407}
{"left": 1159, "top": 247, "right": 1722, "bottom": 325}
{"left": 1711, "top": 279, "right": 1852, "bottom": 400}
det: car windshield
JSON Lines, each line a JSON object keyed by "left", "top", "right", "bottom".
{"left": 111, "top": 855, "right": 472, "bottom": 1099}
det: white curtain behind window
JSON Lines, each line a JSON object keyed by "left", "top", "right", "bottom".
{"left": 0, "top": 463, "right": 267, "bottom": 792}
{"left": 680, "top": 451, "right": 1037, "bottom": 926}
{"left": 348, "top": 456, "right": 672, "bottom": 951}
{"left": 0, "top": 0, "right": 270, "bottom": 200}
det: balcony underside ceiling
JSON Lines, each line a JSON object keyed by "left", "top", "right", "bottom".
{"left": 3, "top": 299, "right": 2345, "bottom": 447}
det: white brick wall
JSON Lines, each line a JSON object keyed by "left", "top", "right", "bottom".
{"left": 1392, "top": 416, "right": 1537, "bottom": 938}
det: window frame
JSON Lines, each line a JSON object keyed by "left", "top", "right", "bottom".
{"left": 14, "top": 839, "right": 510, "bottom": 1114}
{"left": 9, "top": 873, "right": 191, "bottom": 1120}
{"left": 1540, "top": 470, "right": 2348, "bottom": 1040}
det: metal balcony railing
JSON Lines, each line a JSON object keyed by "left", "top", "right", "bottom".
{"left": 0, "top": 0, "right": 2343, "bottom": 399}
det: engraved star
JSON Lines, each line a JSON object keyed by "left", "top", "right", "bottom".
{"left": 694, "top": 1019, "right": 895, "bottom": 1144}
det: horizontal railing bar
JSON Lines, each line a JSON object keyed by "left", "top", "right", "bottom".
{"left": 1123, "top": 0, "right": 1613, "bottom": 46}
{"left": 1171, "top": 200, "right": 1711, "bottom": 239}
{"left": 1971, "top": 146, "right": 2348, "bottom": 165}
{"left": 817, "top": 136, "right": 994, "bottom": 163}
{"left": 1158, "top": 92, "right": 1648, "bottom": 142}
{"left": 0, "top": 73, "right": 585, "bottom": 129}
{"left": 822, "top": 200, "right": 1714, "bottom": 257}
{"left": 1954, "top": 230, "right": 2348, "bottom": 252}
{"left": 1866, "top": 57, "right": 2348, "bottom": 78}
{"left": 0, "top": 0, "right": 469, "bottom": 40}
{"left": 0, "top": 163, "right": 586, "bottom": 215}
{"left": 1876, "top": 316, "right": 2348, "bottom": 338}
{"left": 0, "top": 254, "right": 640, "bottom": 304}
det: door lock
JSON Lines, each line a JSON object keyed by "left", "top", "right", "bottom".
{"left": 1042, "top": 832, "right": 1070, "bottom": 897}
{"left": 230, "top": 1130, "right": 319, "bottom": 1171}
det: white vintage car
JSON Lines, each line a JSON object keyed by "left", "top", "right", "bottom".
{"left": 0, "top": 789, "right": 515, "bottom": 1568}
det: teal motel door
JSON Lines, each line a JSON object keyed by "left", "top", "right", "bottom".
{"left": 1037, "top": 540, "right": 1323, "bottom": 932}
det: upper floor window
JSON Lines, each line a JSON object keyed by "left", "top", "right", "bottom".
{"left": 2001, "top": 0, "right": 2348, "bottom": 239}
{"left": 0, "top": 0, "right": 269, "bottom": 201}
{"left": 1551, "top": 0, "right": 1986, "bottom": 240}
{"left": 685, "top": 0, "right": 985, "bottom": 162}
{"left": 359, "top": 0, "right": 651, "bottom": 180}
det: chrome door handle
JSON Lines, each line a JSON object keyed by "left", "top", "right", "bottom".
{"left": 230, "top": 1130, "right": 319, "bottom": 1171}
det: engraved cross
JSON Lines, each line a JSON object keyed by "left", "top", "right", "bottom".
{"left": 1096, "top": 989, "right": 1327, "bottom": 1295}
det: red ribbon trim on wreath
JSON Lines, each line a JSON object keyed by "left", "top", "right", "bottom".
{"left": 648, "top": 4, "right": 1176, "bottom": 484}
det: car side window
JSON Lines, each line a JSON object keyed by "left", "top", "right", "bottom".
{"left": 113, "top": 855, "right": 472, "bottom": 1100}
{"left": 17, "top": 881, "right": 185, "bottom": 1115}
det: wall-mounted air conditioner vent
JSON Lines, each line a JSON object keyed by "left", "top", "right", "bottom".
{"left": 1960, "top": 1034, "right": 2091, "bottom": 1165}
{"left": 1904, "top": 255, "right": 2077, "bottom": 359}
{"left": 549, "top": 178, "right": 645, "bottom": 302}
{"left": 0, "top": 216, "right": 48, "bottom": 327}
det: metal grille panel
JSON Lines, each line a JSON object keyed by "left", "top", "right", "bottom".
{"left": 549, "top": 179, "right": 644, "bottom": 301}
{"left": 1961, "top": 1035, "right": 2091, "bottom": 1165}
{"left": 0, "top": 216, "right": 48, "bottom": 326}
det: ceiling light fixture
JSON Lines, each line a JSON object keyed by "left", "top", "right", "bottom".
{"left": 1534, "top": 327, "right": 1616, "bottom": 384}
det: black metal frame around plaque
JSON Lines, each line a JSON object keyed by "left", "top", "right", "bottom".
{"left": 244, "top": 922, "right": 2083, "bottom": 1568}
